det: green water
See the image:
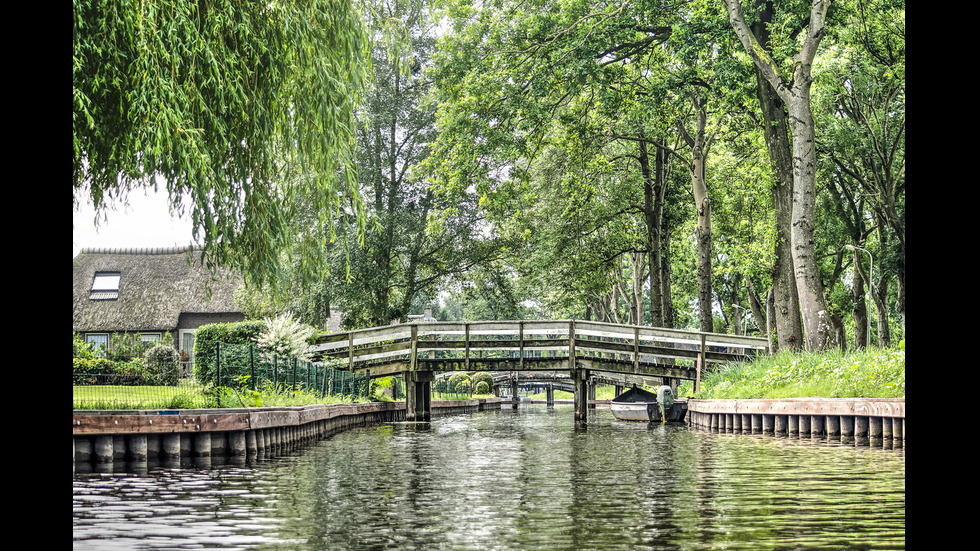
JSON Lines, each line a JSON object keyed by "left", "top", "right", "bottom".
{"left": 73, "top": 405, "right": 905, "bottom": 550}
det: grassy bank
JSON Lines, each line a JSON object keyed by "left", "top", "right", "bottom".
{"left": 73, "top": 381, "right": 367, "bottom": 410}
{"left": 679, "top": 340, "right": 905, "bottom": 400}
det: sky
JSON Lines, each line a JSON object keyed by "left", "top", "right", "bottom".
{"left": 72, "top": 188, "right": 198, "bottom": 258}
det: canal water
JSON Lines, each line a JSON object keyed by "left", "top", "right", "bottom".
{"left": 73, "top": 405, "right": 905, "bottom": 550}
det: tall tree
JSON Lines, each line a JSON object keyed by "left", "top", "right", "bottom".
{"left": 73, "top": 0, "right": 370, "bottom": 287}
{"left": 723, "top": 0, "right": 836, "bottom": 349}
{"left": 739, "top": 0, "right": 805, "bottom": 350}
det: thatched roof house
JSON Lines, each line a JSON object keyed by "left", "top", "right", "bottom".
{"left": 72, "top": 247, "right": 244, "bottom": 356}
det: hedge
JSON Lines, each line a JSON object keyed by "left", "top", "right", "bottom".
{"left": 193, "top": 320, "right": 267, "bottom": 386}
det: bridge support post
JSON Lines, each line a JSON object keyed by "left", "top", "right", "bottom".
{"left": 546, "top": 384, "right": 554, "bottom": 406}
{"left": 511, "top": 377, "right": 519, "bottom": 409}
{"left": 405, "top": 371, "right": 433, "bottom": 422}
{"left": 573, "top": 369, "right": 590, "bottom": 422}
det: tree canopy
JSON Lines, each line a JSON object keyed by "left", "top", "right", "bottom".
{"left": 73, "top": 0, "right": 370, "bottom": 285}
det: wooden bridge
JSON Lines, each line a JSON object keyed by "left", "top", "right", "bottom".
{"left": 312, "top": 320, "right": 769, "bottom": 422}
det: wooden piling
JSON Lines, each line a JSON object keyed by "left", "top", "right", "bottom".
{"left": 686, "top": 398, "right": 904, "bottom": 448}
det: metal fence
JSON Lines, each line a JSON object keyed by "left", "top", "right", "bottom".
{"left": 73, "top": 344, "right": 378, "bottom": 410}
{"left": 214, "top": 342, "right": 371, "bottom": 400}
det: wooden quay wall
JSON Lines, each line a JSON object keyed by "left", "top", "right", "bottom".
{"left": 73, "top": 398, "right": 502, "bottom": 469}
{"left": 687, "top": 398, "right": 905, "bottom": 448}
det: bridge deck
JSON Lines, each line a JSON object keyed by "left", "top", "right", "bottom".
{"left": 312, "top": 320, "right": 768, "bottom": 381}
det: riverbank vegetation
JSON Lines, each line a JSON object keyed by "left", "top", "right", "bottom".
{"left": 680, "top": 340, "right": 905, "bottom": 399}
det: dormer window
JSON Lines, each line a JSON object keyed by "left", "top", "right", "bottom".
{"left": 90, "top": 272, "right": 120, "bottom": 300}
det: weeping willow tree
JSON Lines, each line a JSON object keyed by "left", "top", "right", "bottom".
{"left": 72, "top": 0, "right": 370, "bottom": 286}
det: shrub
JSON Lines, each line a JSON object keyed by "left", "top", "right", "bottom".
{"left": 72, "top": 356, "right": 154, "bottom": 386}
{"left": 454, "top": 380, "right": 472, "bottom": 395}
{"left": 475, "top": 381, "right": 490, "bottom": 395}
{"left": 73, "top": 357, "right": 113, "bottom": 384}
{"left": 193, "top": 320, "right": 267, "bottom": 385}
{"left": 471, "top": 372, "right": 494, "bottom": 393}
{"left": 73, "top": 333, "right": 96, "bottom": 360}
{"left": 144, "top": 342, "right": 181, "bottom": 385}
{"left": 447, "top": 373, "right": 470, "bottom": 394}
{"left": 256, "top": 314, "right": 317, "bottom": 361}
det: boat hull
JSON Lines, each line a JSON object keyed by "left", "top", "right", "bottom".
{"left": 610, "top": 400, "right": 687, "bottom": 422}
{"left": 610, "top": 386, "right": 687, "bottom": 422}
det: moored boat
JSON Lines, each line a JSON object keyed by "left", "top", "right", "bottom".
{"left": 610, "top": 385, "right": 687, "bottom": 422}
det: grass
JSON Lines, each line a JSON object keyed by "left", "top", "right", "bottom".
{"left": 73, "top": 379, "right": 369, "bottom": 410}
{"left": 73, "top": 380, "right": 209, "bottom": 410}
{"left": 679, "top": 340, "right": 905, "bottom": 400}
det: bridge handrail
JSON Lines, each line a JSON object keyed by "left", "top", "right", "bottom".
{"left": 312, "top": 320, "right": 769, "bottom": 374}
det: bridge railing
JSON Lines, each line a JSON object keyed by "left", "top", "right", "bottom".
{"left": 312, "top": 320, "right": 769, "bottom": 376}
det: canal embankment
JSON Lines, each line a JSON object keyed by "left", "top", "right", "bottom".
{"left": 73, "top": 398, "right": 504, "bottom": 467}
{"left": 687, "top": 397, "right": 905, "bottom": 447}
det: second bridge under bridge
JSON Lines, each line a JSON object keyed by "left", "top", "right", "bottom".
{"left": 312, "top": 319, "right": 768, "bottom": 422}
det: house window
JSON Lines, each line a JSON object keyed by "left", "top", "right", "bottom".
{"left": 85, "top": 333, "right": 109, "bottom": 355}
{"left": 90, "top": 272, "right": 121, "bottom": 300}
{"left": 179, "top": 329, "right": 196, "bottom": 377}
{"left": 139, "top": 333, "right": 162, "bottom": 344}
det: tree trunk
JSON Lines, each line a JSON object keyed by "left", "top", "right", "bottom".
{"left": 640, "top": 139, "right": 668, "bottom": 327}
{"left": 786, "top": 88, "right": 835, "bottom": 349}
{"left": 680, "top": 95, "right": 713, "bottom": 333}
{"left": 661, "top": 227, "right": 675, "bottom": 329}
{"left": 851, "top": 248, "right": 869, "bottom": 349}
{"left": 872, "top": 276, "right": 891, "bottom": 348}
{"left": 748, "top": 1, "right": 803, "bottom": 351}
{"left": 630, "top": 251, "right": 644, "bottom": 325}
{"left": 746, "top": 282, "right": 767, "bottom": 337}
{"left": 724, "top": 0, "right": 835, "bottom": 349}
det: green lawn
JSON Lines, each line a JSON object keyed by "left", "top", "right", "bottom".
{"left": 73, "top": 381, "right": 209, "bottom": 410}
{"left": 73, "top": 380, "right": 364, "bottom": 410}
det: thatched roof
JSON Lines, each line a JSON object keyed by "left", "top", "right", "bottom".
{"left": 72, "top": 247, "right": 243, "bottom": 333}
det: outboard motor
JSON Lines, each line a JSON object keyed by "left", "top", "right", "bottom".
{"left": 656, "top": 386, "right": 675, "bottom": 423}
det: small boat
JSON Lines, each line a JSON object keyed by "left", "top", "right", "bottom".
{"left": 610, "top": 385, "right": 687, "bottom": 423}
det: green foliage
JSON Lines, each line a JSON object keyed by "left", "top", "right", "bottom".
{"left": 474, "top": 381, "right": 490, "bottom": 395}
{"left": 72, "top": 357, "right": 114, "bottom": 384}
{"left": 73, "top": 333, "right": 171, "bottom": 386}
{"left": 438, "top": 372, "right": 473, "bottom": 397}
{"left": 73, "top": 0, "right": 370, "bottom": 288}
{"left": 470, "top": 372, "right": 494, "bottom": 393}
{"left": 255, "top": 315, "right": 317, "bottom": 361}
{"left": 369, "top": 377, "right": 400, "bottom": 402}
{"left": 454, "top": 380, "right": 472, "bottom": 395}
{"left": 193, "top": 320, "right": 267, "bottom": 385}
{"left": 447, "top": 372, "right": 470, "bottom": 390}
{"left": 204, "top": 376, "right": 359, "bottom": 409}
{"left": 73, "top": 356, "right": 152, "bottom": 386}
{"left": 684, "top": 340, "right": 906, "bottom": 399}
{"left": 143, "top": 342, "right": 181, "bottom": 386}
{"left": 73, "top": 333, "right": 96, "bottom": 360}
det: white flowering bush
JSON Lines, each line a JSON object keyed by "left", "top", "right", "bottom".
{"left": 255, "top": 314, "right": 317, "bottom": 361}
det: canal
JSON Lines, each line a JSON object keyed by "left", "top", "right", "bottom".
{"left": 73, "top": 404, "right": 905, "bottom": 550}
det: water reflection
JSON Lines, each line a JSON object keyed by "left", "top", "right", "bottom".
{"left": 74, "top": 405, "right": 904, "bottom": 550}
